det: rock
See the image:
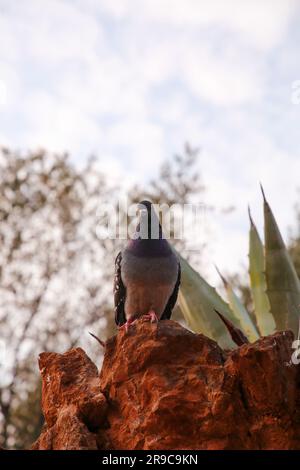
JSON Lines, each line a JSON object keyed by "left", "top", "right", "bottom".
{"left": 32, "top": 408, "right": 98, "bottom": 450}
{"left": 32, "top": 320, "right": 300, "bottom": 450}
{"left": 33, "top": 348, "right": 107, "bottom": 450}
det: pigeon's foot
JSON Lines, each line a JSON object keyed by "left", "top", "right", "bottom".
{"left": 142, "top": 310, "right": 159, "bottom": 323}
{"left": 118, "top": 317, "right": 136, "bottom": 332}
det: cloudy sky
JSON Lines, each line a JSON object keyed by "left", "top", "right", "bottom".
{"left": 0, "top": 0, "right": 300, "bottom": 282}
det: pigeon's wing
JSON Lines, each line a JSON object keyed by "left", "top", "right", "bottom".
{"left": 161, "top": 261, "right": 181, "bottom": 320}
{"left": 114, "top": 251, "right": 126, "bottom": 326}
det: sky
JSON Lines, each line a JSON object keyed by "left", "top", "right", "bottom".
{"left": 0, "top": 0, "right": 300, "bottom": 283}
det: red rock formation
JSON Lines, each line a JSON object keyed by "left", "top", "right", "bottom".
{"left": 32, "top": 320, "right": 300, "bottom": 450}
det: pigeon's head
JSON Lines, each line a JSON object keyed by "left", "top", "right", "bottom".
{"left": 137, "top": 200, "right": 155, "bottom": 224}
{"left": 137, "top": 200, "right": 152, "bottom": 213}
{"left": 126, "top": 200, "right": 171, "bottom": 257}
{"left": 136, "top": 200, "right": 162, "bottom": 240}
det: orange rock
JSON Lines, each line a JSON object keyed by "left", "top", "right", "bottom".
{"left": 33, "top": 348, "right": 107, "bottom": 450}
{"left": 32, "top": 320, "right": 300, "bottom": 450}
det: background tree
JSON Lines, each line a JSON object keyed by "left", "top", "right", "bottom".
{"left": 0, "top": 144, "right": 206, "bottom": 448}
{"left": 0, "top": 148, "right": 114, "bottom": 448}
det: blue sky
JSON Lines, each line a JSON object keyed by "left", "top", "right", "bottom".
{"left": 0, "top": 0, "right": 300, "bottom": 282}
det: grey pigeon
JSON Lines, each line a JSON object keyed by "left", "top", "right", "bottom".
{"left": 114, "top": 200, "right": 181, "bottom": 330}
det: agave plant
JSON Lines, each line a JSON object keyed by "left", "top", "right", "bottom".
{"left": 177, "top": 188, "right": 300, "bottom": 348}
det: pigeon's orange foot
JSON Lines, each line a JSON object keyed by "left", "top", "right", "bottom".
{"left": 118, "top": 317, "right": 136, "bottom": 332}
{"left": 142, "top": 310, "right": 159, "bottom": 323}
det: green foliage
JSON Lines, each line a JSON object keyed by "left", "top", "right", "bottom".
{"left": 178, "top": 189, "right": 300, "bottom": 346}
{"left": 289, "top": 238, "right": 300, "bottom": 280}
{"left": 216, "top": 267, "right": 259, "bottom": 342}
{"left": 176, "top": 251, "right": 236, "bottom": 349}
{"left": 248, "top": 208, "right": 275, "bottom": 336}
{"left": 262, "top": 188, "right": 300, "bottom": 333}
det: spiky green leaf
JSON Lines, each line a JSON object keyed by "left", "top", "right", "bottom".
{"left": 216, "top": 267, "right": 259, "bottom": 342}
{"left": 262, "top": 187, "right": 300, "bottom": 333}
{"left": 215, "top": 309, "right": 249, "bottom": 346}
{"left": 176, "top": 251, "right": 236, "bottom": 349}
{"left": 248, "top": 208, "right": 275, "bottom": 336}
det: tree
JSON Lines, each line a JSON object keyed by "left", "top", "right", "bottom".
{"left": 0, "top": 144, "right": 206, "bottom": 448}
{"left": 0, "top": 148, "right": 114, "bottom": 448}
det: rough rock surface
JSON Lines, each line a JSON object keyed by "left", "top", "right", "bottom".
{"left": 32, "top": 320, "right": 300, "bottom": 450}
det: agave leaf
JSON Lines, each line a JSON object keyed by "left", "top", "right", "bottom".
{"left": 216, "top": 267, "right": 260, "bottom": 342}
{"left": 214, "top": 309, "right": 249, "bottom": 346}
{"left": 175, "top": 251, "right": 236, "bottom": 349}
{"left": 248, "top": 207, "right": 275, "bottom": 336}
{"left": 262, "top": 186, "right": 300, "bottom": 333}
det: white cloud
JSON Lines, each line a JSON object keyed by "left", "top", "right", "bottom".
{"left": 20, "top": 90, "right": 104, "bottom": 156}
{"left": 4, "top": 0, "right": 103, "bottom": 64}
{"left": 0, "top": 0, "right": 299, "bottom": 283}
{"left": 0, "top": 78, "right": 7, "bottom": 107}
{"left": 182, "top": 44, "right": 265, "bottom": 106}
{"left": 56, "top": 57, "right": 148, "bottom": 119}
{"left": 94, "top": 0, "right": 296, "bottom": 49}
{"left": 0, "top": 60, "right": 21, "bottom": 110}
{"left": 105, "top": 120, "right": 165, "bottom": 174}
{"left": 0, "top": 13, "right": 18, "bottom": 62}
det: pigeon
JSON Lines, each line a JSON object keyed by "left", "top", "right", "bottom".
{"left": 114, "top": 200, "right": 181, "bottom": 330}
